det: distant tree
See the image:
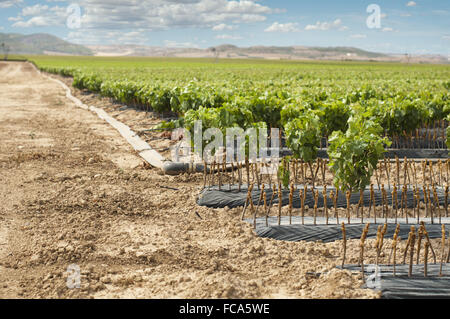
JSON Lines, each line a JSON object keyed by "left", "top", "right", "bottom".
{"left": 405, "top": 53, "right": 410, "bottom": 64}
{"left": 1, "top": 43, "right": 9, "bottom": 60}
{"left": 210, "top": 47, "right": 219, "bottom": 62}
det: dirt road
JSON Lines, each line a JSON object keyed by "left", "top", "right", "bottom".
{"left": 0, "top": 62, "right": 377, "bottom": 298}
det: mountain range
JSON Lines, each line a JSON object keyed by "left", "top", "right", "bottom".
{"left": 1, "top": 32, "right": 448, "bottom": 64}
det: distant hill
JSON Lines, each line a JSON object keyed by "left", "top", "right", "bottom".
{"left": 0, "top": 33, "right": 92, "bottom": 56}
{"left": 0, "top": 32, "right": 447, "bottom": 63}
{"left": 87, "top": 43, "right": 387, "bottom": 60}
{"left": 87, "top": 43, "right": 449, "bottom": 63}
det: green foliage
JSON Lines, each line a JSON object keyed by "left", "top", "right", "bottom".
{"left": 154, "top": 118, "right": 185, "bottom": 130}
{"left": 316, "top": 102, "right": 350, "bottom": 136}
{"left": 328, "top": 113, "right": 391, "bottom": 192}
{"left": 277, "top": 157, "right": 291, "bottom": 189}
{"left": 447, "top": 114, "right": 450, "bottom": 150}
{"left": 284, "top": 111, "right": 321, "bottom": 163}
{"left": 31, "top": 56, "right": 450, "bottom": 143}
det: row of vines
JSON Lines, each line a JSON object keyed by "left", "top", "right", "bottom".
{"left": 31, "top": 57, "right": 450, "bottom": 148}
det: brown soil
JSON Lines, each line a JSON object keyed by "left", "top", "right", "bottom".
{"left": 0, "top": 61, "right": 382, "bottom": 299}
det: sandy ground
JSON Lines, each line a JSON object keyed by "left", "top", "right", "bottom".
{"left": 0, "top": 61, "right": 383, "bottom": 299}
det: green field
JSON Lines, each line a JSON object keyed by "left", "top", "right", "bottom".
{"left": 29, "top": 55, "right": 450, "bottom": 141}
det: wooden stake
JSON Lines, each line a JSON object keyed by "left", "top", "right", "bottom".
{"left": 323, "top": 185, "right": 328, "bottom": 225}
{"left": 424, "top": 241, "right": 429, "bottom": 278}
{"left": 263, "top": 188, "right": 268, "bottom": 227}
{"left": 395, "top": 156, "right": 400, "bottom": 187}
{"left": 346, "top": 190, "right": 351, "bottom": 224}
{"left": 393, "top": 183, "right": 398, "bottom": 224}
{"left": 303, "top": 185, "right": 308, "bottom": 224}
{"left": 289, "top": 183, "right": 294, "bottom": 225}
{"left": 389, "top": 224, "right": 401, "bottom": 265}
{"left": 422, "top": 160, "right": 427, "bottom": 186}
{"left": 230, "top": 161, "right": 235, "bottom": 188}
{"left": 445, "top": 185, "right": 448, "bottom": 218}
{"left": 427, "top": 185, "right": 434, "bottom": 224}
{"left": 277, "top": 183, "right": 282, "bottom": 226}
{"left": 403, "top": 184, "right": 408, "bottom": 224}
{"left": 440, "top": 224, "right": 445, "bottom": 277}
{"left": 245, "top": 157, "right": 250, "bottom": 187}
{"left": 238, "top": 162, "right": 242, "bottom": 191}
{"left": 393, "top": 236, "right": 400, "bottom": 277}
{"left": 402, "top": 226, "right": 414, "bottom": 264}
{"left": 403, "top": 157, "right": 409, "bottom": 187}
{"left": 384, "top": 157, "right": 391, "bottom": 189}
{"left": 375, "top": 225, "right": 382, "bottom": 266}
{"left": 203, "top": 160, "right": 207, "bottom": 188}
{"left": 412, "top": 161, "right": 418, "bottom": 189}
{"left": 341, "top": 222, "right": 347, "bottom": 268}
{"left": 218, "top": 159, "right": 223, "bottom": 190}
{"left": 253, "top": 183, "right": 264, "bottom": 229}
{"left": 415, "top": 189, "right": 420, "bottom": 225}
{"left": 421, "top": 221, "right": 437, "bottom": 264}
{"left": 429, "top": 161, "right": 435, "bottom": 186}
{"left": 300, "top": 189, "right": 305, "bottom": 225}
{"left": 359, "top": 223, "right": 370, "bottom": 277}
{"left": 241, "top": 183, "right": 254, "bottom": 220}
{"left": 377, "top": 224, "right": 388, "bottom": 264}
{"left": 313, "top": 189, "right": 318, "bottom": 225}
{"left": 447, "top": 225, "right": 450, "bottom": 263}
{"left": 371, "top": 184, "right": 376, "bottom": 223}
{"left": 321, "top": 159, "right": 327, "bottom": 185}
{"left": 375, "top": 163, "right": 381, "bottom": 190}
{"left": 409, "top": 227, "right": 416, "bottom": 278}
{"left": 381, "top": 184, "right": 387, "bottom": 222}
{"left": 432, "top": 185, "right": 442, "bottom": 224}
{"left": 293, "top": 159, "right": 297, "bottom": 185}
{"left": 266, "top": 185, "right": 276, "bottom": 227}
{"left": 359, "top": 189, "right": 364, "bottom": 224}
{"left": 254, "top": 163, "right": 261, "bottom": 190}
{"left": 416, "top": 225, "right": 423, "bottom": 265}
{"left": 210, "top": 160, "right": 215, "bottom": 187}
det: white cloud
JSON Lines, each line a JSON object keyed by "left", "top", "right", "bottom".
{"left": 304, "top": 19, "right": 346, "bottom": 31}
{"left": 9, "top": 0, "right": 279, "bottom": 45}
{"left": 8, "top": 16, "right": 22, "bottom": 22}
{"left": 350, "top": 34, "right": 367, "bottom": 39}
{"left": 13, "top": 16, "right": 52, "bottom": 27}
{"left": 0, "top": 0, "right": 23, "bottom": 8}
{"left": 215, "top": 34, "right": 243, "bottom": 40}
{"left": 21, "top": 4, "right": 49, "bottom": 16}
{"left": 10, "top": 4, "right": 68, "bottom": 28}
{"left": 76, "top": 0, "right": 276, "bottom": 31}
{"left": 264, "top": 22, "right": 300, "bottom": 33}
{"left": 443, "top": 35, "right": 450, "bottom": 41}
{"left": 406, "top": 1, "right": 416, "bottom": 7}
{"left": 382, "top": 27, "right": 393, "bottom": 32}
{"left": 380, "top": 13, "right": 387, "bottom": 19}
{"left": 212, "top": 23, "right": 236, "bottom": 31}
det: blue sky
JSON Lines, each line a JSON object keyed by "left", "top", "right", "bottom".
{"left": 0, "top": 0, "right": 449, "bottom": 54}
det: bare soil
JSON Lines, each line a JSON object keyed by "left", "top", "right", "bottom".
{"left": 0, "top": 61, "right": 382, "bottom": 299}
